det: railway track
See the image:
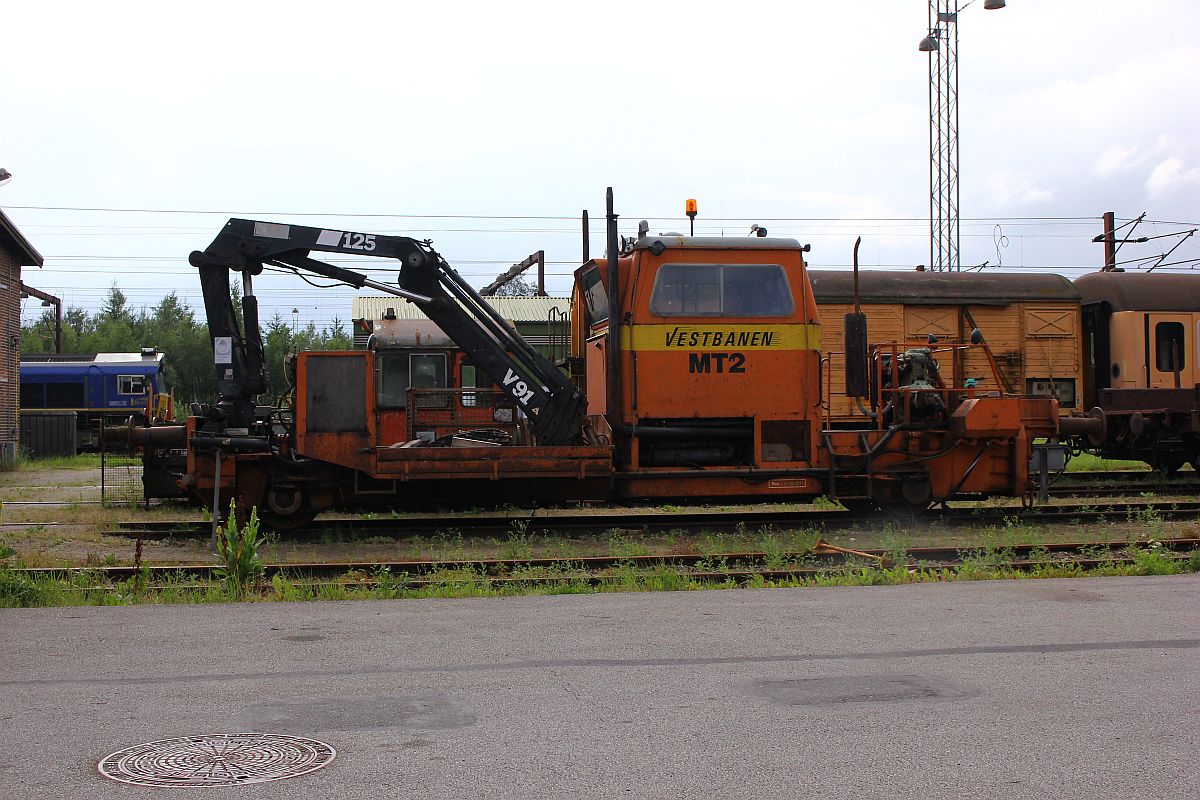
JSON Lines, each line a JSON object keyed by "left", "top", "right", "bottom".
{"left": 1050, "top": 470, "right": 1200, "bottom": 496}
{"left": 1, "top": 469, "right": 1192, "bottom": 513}
{"left": 13, "top": 538, "right": 1199, "bottom": 588}
{"left": 106, "top": 496, "right": 1200, "bottom": 541}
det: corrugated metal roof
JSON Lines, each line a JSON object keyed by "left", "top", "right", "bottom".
{"left": 353, "top": 295, "right": 571, "bottom": 323}
{"left": 1073, "top": 271, "right": 1200, "bottom": 312}
{"left": 809, "top": 270, "right": 1079, "bottom": 305}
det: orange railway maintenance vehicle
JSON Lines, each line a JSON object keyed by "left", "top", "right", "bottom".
{"left": 130, "top": 190, "right": 1097, "bottom": 527}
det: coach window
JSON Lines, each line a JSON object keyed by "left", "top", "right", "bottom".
{"left": 1154, "top": 322, "right": 1186, "bottom": 372}
{"left": 650, "top": 264, "right": 794, "bottom": 317}
{"left": 117, "top": 375, "right": 148, "bottom": 395}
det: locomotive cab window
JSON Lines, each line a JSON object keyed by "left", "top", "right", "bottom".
{"left": 580, "top": 266, "right": 609, "bottom": 324}
{"left": 376, "top": 352, "right": 448, "bottom": 409}
{"left": 1154, "top": 322, "right": 1186, "bottom": 372}
{"left": 650, "top": 263, "right": 794, "bottom": 317}
{"left": 117, "top": 375, "right": 148, "bottom": 395}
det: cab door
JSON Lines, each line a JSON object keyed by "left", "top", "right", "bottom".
{"left": 1147, "top": 314, "right": 1197, "bottom": 388}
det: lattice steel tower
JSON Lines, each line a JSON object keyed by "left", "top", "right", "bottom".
{"left": 919, "top": 0, "right": 1005, "bottom": 271}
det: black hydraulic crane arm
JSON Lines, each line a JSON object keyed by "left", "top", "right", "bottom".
{"left": 189, "top": 218, "right": 586, "bottom": 445}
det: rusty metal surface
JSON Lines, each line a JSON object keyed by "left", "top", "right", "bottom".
{"left": 1075, "top": 271, "right": 1200, "bottom": 311}
{"left": 1099, "top": 387, "right": 1200, "bottom": 413}
{"left": 809, "top": 270, "right": 1079, "bottom": 305}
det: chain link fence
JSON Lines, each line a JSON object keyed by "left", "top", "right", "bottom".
{"left": 99, "top": 420, "right": 145, "bottom": 508}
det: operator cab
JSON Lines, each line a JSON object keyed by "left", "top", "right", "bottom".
{"left": 574, "top": 232, "right": 822, "bottom": 472}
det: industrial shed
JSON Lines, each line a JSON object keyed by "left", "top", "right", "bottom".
{"left": 353, "top": 295, "right": 571, "bottom": 360}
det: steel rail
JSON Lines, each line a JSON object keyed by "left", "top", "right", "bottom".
{"left": 18, "top": 538, "right": 1199, "bottom": 585}
{"left": 105, "top": 499, "right": 1200, "bottom": 541}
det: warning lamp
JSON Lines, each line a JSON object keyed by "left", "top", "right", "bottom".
{"left": 685, "top": 198, "right": 698, "bottom": 235}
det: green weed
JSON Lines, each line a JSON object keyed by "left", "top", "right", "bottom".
{"left": 214, "top": 502, "right": 264, "bottom": 599}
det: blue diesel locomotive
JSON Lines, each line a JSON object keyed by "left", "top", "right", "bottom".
{"left": 20, "top": 350, "right": 169, "bottom": 450}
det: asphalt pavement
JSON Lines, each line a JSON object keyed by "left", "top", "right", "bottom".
{"left": 1, "top": 575, "right": 1197, "bottom": 799}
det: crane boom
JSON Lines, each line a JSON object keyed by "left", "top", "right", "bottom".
{"left": 190, "top": 218, "right": 586, "bottom": 445}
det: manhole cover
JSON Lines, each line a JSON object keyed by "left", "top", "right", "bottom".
{"left": 97, "top": 733, "right": 336, "bottom": 788}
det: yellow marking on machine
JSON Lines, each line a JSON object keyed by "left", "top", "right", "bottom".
{"left": 621, "top": 324, "right": 821, "bottom": 351}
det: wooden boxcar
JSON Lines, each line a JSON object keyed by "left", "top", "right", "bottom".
{"left": 809, "top": 270, "right": 1083, "bottom": 424}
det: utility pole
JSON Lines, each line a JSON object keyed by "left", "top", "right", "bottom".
{"left": 1092, "top": 211, "right": 1149, "bottom": 271}
{"left": 1100, "top": 211, "right": 1117, "bottom": 271}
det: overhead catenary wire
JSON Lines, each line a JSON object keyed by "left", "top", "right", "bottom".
{"left": 13, "top": 204, "right": 1200, "bottom": 326}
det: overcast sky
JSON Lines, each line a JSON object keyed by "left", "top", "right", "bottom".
{"left": 4, "top": 0, "right": 1199, "bottom": 331}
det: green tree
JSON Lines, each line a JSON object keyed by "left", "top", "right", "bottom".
{"left": 20, "top": 284, "right": 358, "bottom": 409}
{"left": 492, "top": 274, "right": 538, "bottom": 297}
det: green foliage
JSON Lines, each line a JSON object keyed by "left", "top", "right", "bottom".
{"left": 491, "top": 275, "right": 538, "bottom": 297}
{"left": 1065, "top": 452, "right": 1149, "bottom": 472}
{"left": 500, "top": 521, "right": 535, "bottom": 561}
{"left": 1129, "top": 540, "right": 1182, "bottom": 576}
{"left": 214, "top": 502, "right": 265, "bottom": 598}
{"left": 14, "top": 453, "right": 102, "bottom": 470}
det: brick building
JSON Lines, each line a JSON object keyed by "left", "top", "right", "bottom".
{"left": 0, "top": 208, "right": 44, "bottom": 464}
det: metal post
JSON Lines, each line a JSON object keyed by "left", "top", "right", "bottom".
{"left": 210, "top": 449, "right": 222, "bottom": 551}
{"left": 582, "top": 210, "right": 590, "bottom": 263}
{"left": 1101, "top": 211, "right": 1117, "bottom": 271}
{"left": 605, "top": 189, "right": 622, "bottom": 459}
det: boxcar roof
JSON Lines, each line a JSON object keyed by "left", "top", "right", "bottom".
{"left": 1073, "top": 271, "right": 1200, "bottom": 312}
{"left": 808, "top": 270, "right": 1079, "bottom": 306}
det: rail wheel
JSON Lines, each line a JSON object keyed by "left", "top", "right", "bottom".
{"left": 881, "top": 499, "right": 932, "bottom": 520}
{"left": 261, "top": 485, "right": 316, "bottom": 531}
{"left": 1153, "top": 453, "right": 1187, "bottom": 474}
{"left": 878, "top": 477, "right": 933, "bottom": 518}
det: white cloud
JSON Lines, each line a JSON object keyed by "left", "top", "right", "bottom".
{"left": 1094, "top": 144, "right": 1143, "bottom": 178}
{"left": 1146, "top": 157, "right": 1200, "bottom": 199}
{"left": 985, "top": 171, "right": 1054, "bottom": 206}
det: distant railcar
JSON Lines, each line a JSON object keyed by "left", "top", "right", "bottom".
{"left": 1075, "top": 271, "right": 1200, "bottom": 470}
{"left": 20, "top": 350, "right": 169, "bottom": 450}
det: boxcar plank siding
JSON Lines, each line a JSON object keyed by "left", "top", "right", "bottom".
{"left": 817, "top": 298, "right": 1084, "bottom": 420}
